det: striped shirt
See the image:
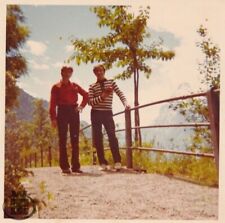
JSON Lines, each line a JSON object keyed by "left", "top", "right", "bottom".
{"left": 88, "top": 79, "right": 127, "bottom": 111}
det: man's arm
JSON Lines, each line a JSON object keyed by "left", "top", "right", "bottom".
{"left": 88, "top": 85, "right": 104, "bottom": 106}
{"left": 112, "top": 81, "right": 130, "bottom": 108}
{"left": 77, "top": 85, "right": 89, "bottom": 110}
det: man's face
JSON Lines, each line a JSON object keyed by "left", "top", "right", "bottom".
{"left": 94, "top": 67, "right": 105, "bottom": 80}
{"left": 62, "top": 70, "right": 72, "bottom": 80}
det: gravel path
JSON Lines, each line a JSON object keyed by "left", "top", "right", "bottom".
{"left": 24, "top": 166, "right": 218, "bottom": 220}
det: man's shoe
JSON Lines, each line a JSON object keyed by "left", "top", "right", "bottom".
{"left": 72, "top": 169, "right": 83, "bottom": 174}
{"left": 99, "top": 164, "right": 108, "bottom": 171}
{"left": 62, "top": 169, "right": 71, "bottom": 174}
{"left": 114, "top": 162, "right": 122, "bottom": 170}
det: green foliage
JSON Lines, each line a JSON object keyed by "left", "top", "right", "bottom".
{"left": 132, "top": 151, "right": 218, "bottom": 187}
{"left": 79, "top": 153, "right": 93, "bottom": 166}
{"left": 4, "top": 161, "right": 33, "bottom": 199}
{"left": 78, "top": 147, "right": 218, "bottom": 186}
{"left": 6, "top": 5, "right": 30, "bottom": 109}
{"left": 197, "top": 25, "right": 220, "bottom": 88}
{"left": 4, "top": 161, "right": 36, "bottom": 218}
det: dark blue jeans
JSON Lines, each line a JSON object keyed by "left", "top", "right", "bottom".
{"left": 57, "top": 105, "right": 80, "bottom": 171}
{"left": 91, "top": 109, "right": 121, "bottom": 165}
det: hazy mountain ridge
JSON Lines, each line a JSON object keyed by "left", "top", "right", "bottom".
{"left": 141, "top": 83, "right": 195, "bottom": 150}
{"left": 142, "top": 104, "right": 193, "bottom": 150}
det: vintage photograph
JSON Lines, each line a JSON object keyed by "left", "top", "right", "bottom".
{"left": 2, "top": 0, "right": 223, "bottom": 221}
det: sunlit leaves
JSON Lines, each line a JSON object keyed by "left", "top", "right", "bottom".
{"left": 196, "top": 25, "right": 220, "bottom": 88}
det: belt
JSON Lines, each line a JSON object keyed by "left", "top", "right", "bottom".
{"left": 58, "top": 104, "right": 78, "bottom": 108}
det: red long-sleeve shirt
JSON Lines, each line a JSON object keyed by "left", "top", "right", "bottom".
{"left": 49, "top": 80, "right": 88, "bottom": 121}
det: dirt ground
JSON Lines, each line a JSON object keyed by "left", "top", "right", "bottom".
{"left": 23, "top": 166, "right": 218, "bottom": 220}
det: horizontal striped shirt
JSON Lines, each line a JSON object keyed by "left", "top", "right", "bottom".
{"left": 88, "top": 79, "right": 127, "bottom": 111}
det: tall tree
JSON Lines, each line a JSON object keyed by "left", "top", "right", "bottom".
{"left": 32, "top": 99, "right": 50, "bottom": 167}
{"left": 69, "top": 6, "right": 175, "bottom": 146}
{"left": 6, "top": 5, "right": 29, "bottom": 110}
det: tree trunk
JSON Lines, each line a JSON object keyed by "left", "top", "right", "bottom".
{"left": 134, "top": 70, "right": 138, "bottom": 145}
{"left": 136, "top": 68, "right": 142, "bottom": 146}
{"left": 133, "top": 68, "right": 142, "bottom": 147}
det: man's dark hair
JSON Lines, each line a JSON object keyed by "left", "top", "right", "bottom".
{"left": 61, "top": 66, "right": 73, "bottom": 75}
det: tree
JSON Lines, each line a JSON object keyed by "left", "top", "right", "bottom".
{"left": 68, "top": 6, "right": 175, "bottom": 146}
{"left": 32, "top": 99, "right": 50, "bottom": 167}
{"left": 6, "top": 5, "right": 29, "bottom": 110}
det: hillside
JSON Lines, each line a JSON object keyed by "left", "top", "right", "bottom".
{"left": 13, "top": 88, "right": 49, "bottom": 121}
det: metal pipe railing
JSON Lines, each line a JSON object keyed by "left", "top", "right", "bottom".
{"left": 115, "top": 122, "right": 210, "bottom": 133}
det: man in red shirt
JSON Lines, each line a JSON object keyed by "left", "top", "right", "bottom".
{"left": 49, "top": 66, "right": 88, "bottom": 174}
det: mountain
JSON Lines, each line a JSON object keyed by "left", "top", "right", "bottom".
{"left": 13, "top": 88, "right": 49, "bottom": 121}
{"left": 142, "top": 104, "right": 193, "bottom": 151}
{"left": 140, "top": 83, "right": 194, "bottom": 150}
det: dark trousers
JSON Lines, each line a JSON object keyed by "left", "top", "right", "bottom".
{"left": 57, "top": 105, "right": 80, "bottom": 171}
{"left": 91, "top": 109, "right": 121, "bottom": 165}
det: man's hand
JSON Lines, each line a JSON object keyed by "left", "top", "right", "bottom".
{"left": 76, "top": 106, "right": 83, "bottom": 113}
{"left": 105, "top": 86, "right": 113, "bottom": 93}
{"left": 101, "top": 86, "right": 113, "bottom": 99}
{"left": 125, "top": 104, "right": 131, "bottom": 110}
{"left": 125, "top": 101, "right": 131, "bottom": 110}
{"left": 51, "top": 120, "right": 57, "bottom": 128}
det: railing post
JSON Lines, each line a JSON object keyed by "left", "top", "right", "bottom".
{"left": 41, "top": 147, "right": 44, "bottom": 167}
{"left": 125, "top": 109, "right": 132, "bottom": 168}
{"left": 206, "top": 87, "right": 219, "bottom": 173}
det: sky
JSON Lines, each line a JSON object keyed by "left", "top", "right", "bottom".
{"left": 4, "top": 0, "right": 225, "bottom": 127}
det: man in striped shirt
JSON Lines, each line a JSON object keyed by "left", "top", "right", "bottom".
{"left": 89, "top": 64, "right": 130, "bottom": 170}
